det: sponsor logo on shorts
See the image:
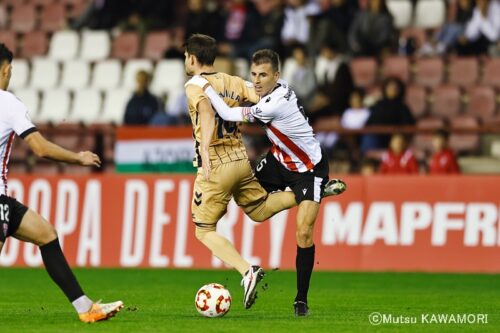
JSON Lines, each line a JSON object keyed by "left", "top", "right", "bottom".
{"left": 302, "top": 188, "right": 308, "bottom": 195}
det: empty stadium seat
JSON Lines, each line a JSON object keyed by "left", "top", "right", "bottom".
{"left": 466, "top": 86, "right": 496, "bottom": 121}
{"left": 414, "top": 117, "right": 446, "bottom": 153}
{"left": 68, "top": 90, "right": 102, "bottom": 124}
{"left": 9, "top": 59, "right": 29, "bottom": 90}
{"left": 60, "top": 60, "right": 90, "bottom": 89}
{"left": 151, "top": 59, "right": 185, "bottom": 96}
{"left": 91, "top": 59, "right": 122, "bottom": 91}
{"left": 482, "top": 58, "right": 500, "bottom": 88}
{"left": 0, "top": 31, "right": 17, "bottom": 54}
{"left": 415, "top": 0, "right": 446, "bottom": 28}
{"left": 30, "top": 58, "right": 59, "bottom": 90}
{"left": 12, "top": 88, "right": 40, "bottom": 118}
{"left": 101, "top": 89, "right": 131, "bottom": 124}
{"left": 448, "top": 57, "right": 479, "bottom": 87}
{"left": 48, "top": 30, "right": 80, "bottom": 61}
{"left": 449, "top": 116, "right": 480, "bottom": 153}
{"left": 80, "top": 30, "right": 110, "bottom": 61}
{"left": 387, "top": 0, "right": 413, "bottom": 28}
{"left": 122, "top": 59, "right": 154, "bottom": 90}
{"left": 350, "top": 57, "right": 378, "bottom": 88}
{"left": 38, "top": 89, "right": 71, "bottom": 123}
{"left": 431, "top": 85, "right": 462, "bottom": 119}
{"left": 20, "top": 31, "right": 48, "bottom": 58}
{"left": 414, "top": 58, "right": 444, "bottom": 87}
{"left": 382, "top": 56, "right": 410, "bottom": 82}
{"left": 234, "top": 58, "right": 249, "bottom": 80}
{"left": 111, "top": 32, "right": 140, "bottom": 60}
{"left": 10, "top": 4, "right": 36, "bottom": 33}
{"left": 40, "top": 3, "right": 66, "bottom": 32}
{"left": 405, "top": 85, "right": 428, "bottom": 119}
{"left": 143, "top": 31, "right": 171, "bottom": 60}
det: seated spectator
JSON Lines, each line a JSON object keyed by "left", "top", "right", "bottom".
{"left": 379, "top": 133, "right": 419, "bottom": 174}
{"left": 71, "top": 0, "right": 130, "bottom": 30}
{"left": 457, "top": 0, "right": 500, "bottom": 55}
{"left": 123, "top": 70, "right": 164, "bottom": 125}
{"left": 120, "top": 0, "right": 175, "bottom": 34}
{"left": 285, "top": 44, "right": 316, "bottom": 108}
{"left": 341, "top": 88, "right": 370, "bottom": 129}
{"left": 360, "top": 157, "right": 379, "bottom": 175}
{"left": 361, "top": 77, "right": 415, "bottom": 153}
{"left": 281, "top": 0, "right": 310, "bottom": 50}
{"left": 307, "top": 42, "right": 354, "bottom": 123}
{"left": 429, "top": 130, "right": 460, "bottom": 174}
{"left": 348, "top": 0, "right": 396, "bottom": 57}
{"left": 185, "top": 0, "right": 222, "bottom": 39}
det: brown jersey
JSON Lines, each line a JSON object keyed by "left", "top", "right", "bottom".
{"left": 185, "top": 72, "right": 259, "bottom": 168}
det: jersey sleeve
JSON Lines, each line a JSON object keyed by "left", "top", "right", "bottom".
{"left": 8, "top": 96, "right": 36, "bottom": 138}
{"left": 185, "top": 81, "right": 208, "bottom": 110}
{"left": 245, "top": 94, "right": 283, "bottom": 124}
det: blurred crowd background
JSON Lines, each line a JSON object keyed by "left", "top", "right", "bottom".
{"left": 1, "top": 0, "right": 500, "bottom": 175}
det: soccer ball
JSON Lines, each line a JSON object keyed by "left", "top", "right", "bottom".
{"left": 195, "top": 283, "right": 232, "bottom": 318}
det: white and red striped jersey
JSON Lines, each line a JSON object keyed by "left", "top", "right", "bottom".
{"left": 243, "top": 79, "right": 322, "bottom": 172}
{"left": 0, "top": 90, "right": 36, "bottom": 195}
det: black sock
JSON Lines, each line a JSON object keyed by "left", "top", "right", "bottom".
{"left": 295, "top": 244, "right": 315, "bottom": 303}
{"left": 40, "top": 238, "right": 84, "bottom": 302}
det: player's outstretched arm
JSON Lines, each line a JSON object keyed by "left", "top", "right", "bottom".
{"left": 24, "top": 131, "right": 101, "bottom": 167}
{"left": 188, "top": 76, "right": 250, "bottom": 123}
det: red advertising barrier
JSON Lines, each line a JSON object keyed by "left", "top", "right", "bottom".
{"left": 1, "top": 174, "right": 500, "bottom": 273}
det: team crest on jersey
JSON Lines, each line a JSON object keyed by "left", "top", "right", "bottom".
{"left": 2, "top": 222, "right": 7, "bottom": 237}
{"left": 254, "top": 107, "right": 262, "bottom": 114}
{"left": 265, "top": 97, "right": 271, "bottom": 103}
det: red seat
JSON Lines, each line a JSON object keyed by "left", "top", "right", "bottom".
{"left": 431, "top": 85, "right": 462, "bottom": 119}
{"left": 414, "top": 57, "right": 444, "bottom": 87}
{"left": 405, "top": 85, "right": 428, "bottom": 118}
{"left": 40, "top": 3, "right": 66, "bottom": 32}
{"left": 112, "top": 32, "right": 140, "bottom": 60}
{"left": 448, "top": 57, "right": 479, "bottom": 87}
{"left": 466, "top": 86, "right": 496, "bottom": 121}
{"left": 414, "top": 117, "right": 446, "bottom": 153}
{"left": 143, "top": 31, "right": 171, "bottom": 60}
{"left": 20, "top": 31, "right": 48, "bottom": 58}
{"left": 482, "top": 58, "right": 500, "bottom": 88}
{"left": 0, "top": 31, "right": 17, "bottom": 54}
{"left": 10, "top": 4, "right": 37, "bottom": 33}
{"left": 350, "top": 57, "right": 378, "bottom": 88}
{"left": 449, "top": 116, "right": 480, "bottom": 153}
{"left": 382, "top": 56, "right": 410, "bottom": 82}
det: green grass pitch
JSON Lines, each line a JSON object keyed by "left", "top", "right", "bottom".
{"left": 1, "top": 268, "right": 499, "bottom": 333}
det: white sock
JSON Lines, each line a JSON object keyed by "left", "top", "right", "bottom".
{"left": 72, "top": 295, "right": 93, "bottom": 314}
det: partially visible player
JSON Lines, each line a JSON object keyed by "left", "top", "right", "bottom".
{"left": 190, "top": 49, "right": 346, "bottom": 316}
{"left": 0, "top": 43, "right": 123, "bottom": 323}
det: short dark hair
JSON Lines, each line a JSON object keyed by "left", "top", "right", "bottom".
{"left": 434, "top": 129, "right": 449, "bottom": 140}
{"left": 0, "top": 44, "right": 13, "bottom": 64}
{"left": 252, "top": 49, "right": 280, "bottom": 72}
{"left": 185, "top": 34, "right": 217, "bottom": 66}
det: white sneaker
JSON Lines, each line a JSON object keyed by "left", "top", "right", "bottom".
{"left": 241, "top": 266, "right": 265, "bottom": 309}
{"left": 323, "top": 178, "right": 347, "bottom": 197}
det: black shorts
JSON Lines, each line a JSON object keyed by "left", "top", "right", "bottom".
{"left": 255, "top": 150, "right": 329, "bottom": 204}
{"left": 0, "top": 195, "right": 28, "bottom": 243}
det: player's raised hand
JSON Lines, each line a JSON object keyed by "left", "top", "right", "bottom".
{"left": 78, "top": 151, "right": 101, "bottom": 167}
{"left": 185, "top": 75, "right": 210, "bottom": 91}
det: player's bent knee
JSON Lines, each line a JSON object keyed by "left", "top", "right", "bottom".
{"left": 38, "top": 223, "right": 57, "bottom": 246}
{"left": 296, "top": 228, "right": 313, "bottom": 246}
{"left": 194, "top": 222, "right": 216, "bottom": 241}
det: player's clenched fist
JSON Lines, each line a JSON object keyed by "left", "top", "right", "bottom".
{"left": 78, "top": 151, "right": 101, "bottom": 167}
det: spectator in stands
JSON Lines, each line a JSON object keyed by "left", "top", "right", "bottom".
{"left": 429, "top": 130, "right": 460, "bottom": 174}
{"left": 309, "top": 0, "right": 358, "bottom": 55}
{"left": 379, "top": 133, "right": 419, "bottom": 174}
{"left": 361, "top": 77, "right": 415, "bottom": 153}
{"left": 457, "top": 0, "right": 500, "bottom": 55}
{"left": 286, "top": 44, "right": 316, "bottom": 108}
{"left": 307, "top": 42, "right": 354, "bottom": 123}
{"left": 360, "top": 157, "right": 378, "bottom": 175}
{"left": 123, "top": 70, "right": 164, "bottom": 125}
{"left": 341, "top": 88, "right": 370, "bottom": 130}
{"left": 422, "top": 0, "right": 474, "bottom": 55}
{"left": 348, "top": 0, "right": 395, "bottom": 57}
{"left": 281, "top": 0, "right": 310, "bottom": 52}
{"left": 119, "top": 0, "right": 175, "bottom": 34}
{"left": 185, "top": 0, "right": 222, "bottom": 39}
{"left": 71, "top": 0, "right": 130, "bottom": 30}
